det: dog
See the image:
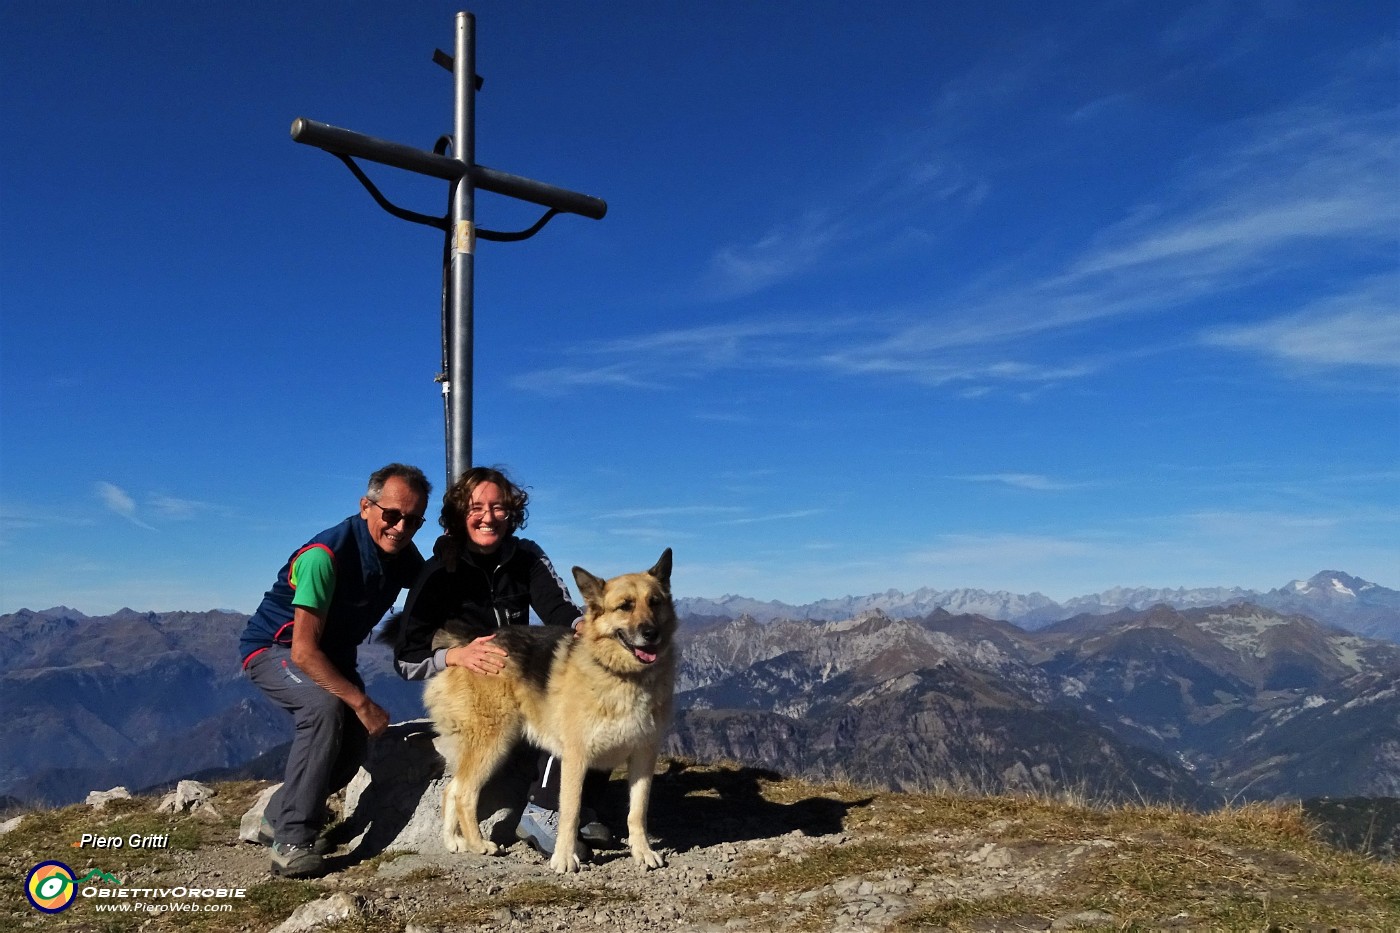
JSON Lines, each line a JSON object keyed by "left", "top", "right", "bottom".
{"left": 424, "top": 548, "right": 676, "bottom": 873}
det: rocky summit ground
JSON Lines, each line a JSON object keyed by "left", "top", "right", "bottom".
{"left": 3, "top": 759, "right": 1398, "bottom": 932}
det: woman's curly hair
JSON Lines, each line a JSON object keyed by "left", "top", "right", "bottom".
{"left": 439, "top": 466, "right": 529, "bottom": 543}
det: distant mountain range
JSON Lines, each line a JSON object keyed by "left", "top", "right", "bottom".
{"left": 0, "top": 608, "right": 424, "bottom": 807}
{"left": 3, "top": 569, "right": 1396, "bottom": 810}
{"left": 668, "top": 601, "right": 1400, "bottom": 804}
{"left": 676, "top": 571, "right": 1400, "bottom": 642}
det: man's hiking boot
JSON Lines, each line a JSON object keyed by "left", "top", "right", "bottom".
{"left": 257, "top": 817, "right": 332, "bottom": 855}
{"left": 270, "top": 841, "right": 325, "bottom": 878}
{"left": 515, "top": 803, "right": 592, "bottom": 861}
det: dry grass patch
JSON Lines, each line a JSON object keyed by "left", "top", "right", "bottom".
{"left": 703, "top": 779, "right": 1400, "bottom": 932}
{"left": 707, "top": 839, "right": 964, "bottom": 932}
{"left": 715, "top": 838, "right": 954, "bottom": 895}
{"left": 407, "top": 878, "right": 621, "bottom": 928}
{"left": 1052, "top": 816, "right": 1400, "bottom": 930}
{"left": 232, "top": 878, "right": 326, "bottom": 929}
{"left": 892, "top": 892, "right": 1076, "bottom": 931}
{"left": 845, "top": 788, "right": 1116, "bottom": 841}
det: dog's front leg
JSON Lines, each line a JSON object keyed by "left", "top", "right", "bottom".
{"left": 625, "top": 743, "right": 665, "bottom": 870}
{"left": 549, "top": 752, "right": 589, "bottom": 874}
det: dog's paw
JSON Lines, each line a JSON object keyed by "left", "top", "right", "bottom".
{"left": 445, "top": 836, "right": 501, "bottom": 856}
{"left": 549, "top": 850, "right": 583, "bottom": 874}
{"left": 631, "top": 845, "right": 666, "bottom": 870}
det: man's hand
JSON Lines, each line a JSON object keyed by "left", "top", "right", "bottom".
{"left": 354, "top": 697, "right": 391, "bottom": 738}
{"left": 446, "top": 634, "right": 508, "bottom": 675}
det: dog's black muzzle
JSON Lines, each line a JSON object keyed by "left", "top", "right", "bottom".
{"left": 616, "top": 623, "right": 665, "bottom": 663}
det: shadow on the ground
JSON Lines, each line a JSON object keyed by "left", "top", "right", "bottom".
{"left": 592, "top": 759, "right": 873, "bottom": 857}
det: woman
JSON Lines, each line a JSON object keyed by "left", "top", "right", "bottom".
{"left": 394, "top": 466, "right": 610, "bottom": 858}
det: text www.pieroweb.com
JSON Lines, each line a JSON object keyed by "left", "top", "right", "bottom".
{"left": 93, "top": 901, "right": 234, "bottom": 914}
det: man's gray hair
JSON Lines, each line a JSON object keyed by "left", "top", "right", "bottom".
{"left": 366, "top": 463, "right": 431, "bottom": 501}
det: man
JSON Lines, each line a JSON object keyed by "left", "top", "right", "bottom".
{"left": 239, "top": 463, "right": 430, "bottom": 878}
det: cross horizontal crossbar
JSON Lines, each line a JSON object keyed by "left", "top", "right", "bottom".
{"left": 290, "top": 117, "right": 607, "bottom": 220}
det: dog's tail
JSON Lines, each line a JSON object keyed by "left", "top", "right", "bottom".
{"left": 430, "top": 623, "right": 476, "bottom": 651}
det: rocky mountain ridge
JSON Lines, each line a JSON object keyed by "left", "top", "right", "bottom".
{"left": 677, "top": 570, "right": 1400, "bottom": 641}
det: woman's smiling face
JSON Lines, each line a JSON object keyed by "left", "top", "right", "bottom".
{"left": 464, "top": 480, "right": 511, "bottom": 553}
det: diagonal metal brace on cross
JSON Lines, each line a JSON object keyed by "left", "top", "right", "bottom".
{"left": 289, "top": 11, "right": 606, "bottom": 485}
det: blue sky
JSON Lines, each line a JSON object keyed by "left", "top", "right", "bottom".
{"left": 2, "top": 0, "right": 1396, "bottom": 615}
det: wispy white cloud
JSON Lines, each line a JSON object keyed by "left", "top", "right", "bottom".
{"left": 707, "top": 211, "right": 843, "bottom": 299}
{"left": 704, "top": 154, "right": 991, "bottom": 301}
{"left": 510, "top": 318, "right": 841, "bottom": 396}
{"left": 1060, "top": 108, "right": 1396, "bottom": 286}
{"left": 592, "top": 503, "right": 823, "bottom": 527}
{"left": 818, "top": 344, "right": 1103, "bottom": 389}
{"left": 1202, "top": 276, "right": 1400, "bottom": 369}
{"left": 701, "top": 55, "right": 1007, "bottom": 304}
{"left": 149, "top": 494, "right": 217, "bottom": 520}
{"left": 904, "top": 533, "right": 1106, "bottom": 588}
{"left": 515, "top": 306, "right": 1105, "bottom": 396}
{"left": 1068, "top": 92, "right": 1132, "bottom": 124}
{"left": 716, "top": 509, "right": 825, "bottom": 526}
{"left": 952, "top": 473, "right": 1085, "bottom": 492}
{"left": 515, "top": 362, "right": 663, "bottom": 395}
{"left": 692, "top": 410, "right": 759, "bottom": 424}
{"left": 885, "top": 499, "right": 1399, "bottom": 598}
{"left": 602, "top": 526, "right": 697, "bottom": 543}
{"left": 96, "top": 482, "right": 156, "bottom": 530}
{"left": 1178, "top": 509, "right": 1343, "bottom": 536}
{"left": 522, "top": 62, "right": 1396, "bottom": 399}
{"left": 595, "top": 505, "right": 745, "bottom": 521}
{"left": 0, "top": 505, "right": 45, "bottom": 531}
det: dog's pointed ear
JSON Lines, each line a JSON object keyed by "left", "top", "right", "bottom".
{"left": 647, "top": 548, "right": 673, "bottom": 587}
{"left": 573, "top": 566, "right": 606, "bottom": 608}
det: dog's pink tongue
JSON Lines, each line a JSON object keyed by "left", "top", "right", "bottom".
{"left": 635, "top": 647, "right": 658, "bottom": 664}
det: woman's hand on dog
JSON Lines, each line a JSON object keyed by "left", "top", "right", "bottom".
{"left": 446, "top": 634, "right": 508, "bottom": 675}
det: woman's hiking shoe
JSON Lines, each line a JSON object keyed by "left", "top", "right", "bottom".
{"left": 515, "top": 803, "right": 592, "bottom": 861}
{"left": 515, "top": 803, "right": 559, "bottom": 855}
{"left": 270, "top": 841, "right": 325, "bottom": 878}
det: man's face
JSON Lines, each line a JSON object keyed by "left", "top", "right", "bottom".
{"left": 360, "top": 475, "right": 428, "bottom": 555}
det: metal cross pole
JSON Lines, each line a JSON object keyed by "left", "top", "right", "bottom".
{"left": 448, "top": 12, "right": 475, "bottom": 489}
{"left": 289, "top": 11, "right": 606, "bottom": 485}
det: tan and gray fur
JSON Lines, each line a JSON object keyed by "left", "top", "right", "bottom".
{"left": 424, "top": 548, "right": 676, "bottom": 873}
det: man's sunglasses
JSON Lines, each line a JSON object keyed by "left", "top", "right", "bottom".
{"left": 367, "top": 500, "right": 427, "bottom": 530}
